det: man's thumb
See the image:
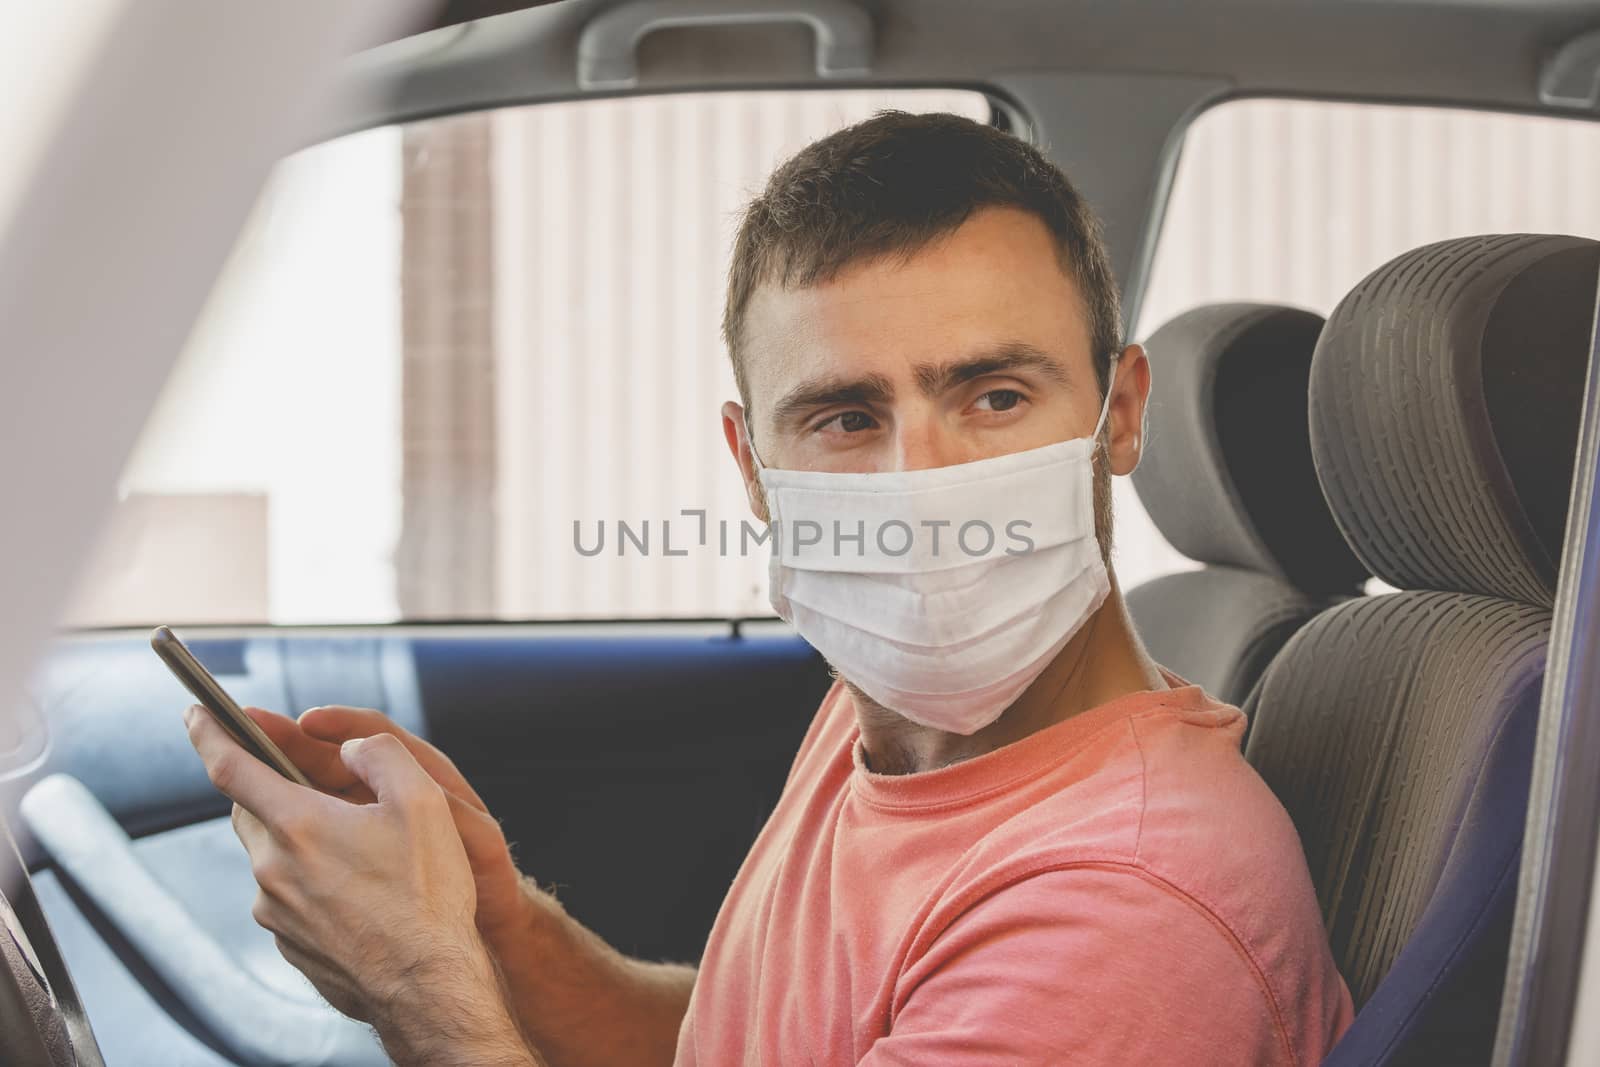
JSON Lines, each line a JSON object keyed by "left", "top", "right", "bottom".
{"left": 339, "top": 734, "right": 431, "bottom": 806}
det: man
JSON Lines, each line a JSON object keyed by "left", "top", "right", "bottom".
{"left": 186, "top": 112, "right": 1353, "bottom": 1065}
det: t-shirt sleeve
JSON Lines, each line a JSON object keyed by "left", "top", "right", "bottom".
{"left": 859, "top": 864, "right": 1295, "bottom": 1067}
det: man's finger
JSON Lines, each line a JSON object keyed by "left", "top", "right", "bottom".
{"left": 338, "top": 733, "right": 441, "bottom": 811}
{"left": 444, "top": 789, "right": 513, "bottom": 868}
{"left": 184, "top": 705, "right": 307, "bottom": 820}
{"left": 244, "top": 707, "right": 368, "bottom": 799}
{"left": 297, "top": 704, "right": 394, "bottom": 743}
{"left": 301, "top": 706, "right": 488, "bottom": 812}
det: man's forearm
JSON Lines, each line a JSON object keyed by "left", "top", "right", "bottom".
{"left": 488, "top": 877, "right": 696, "bottom": 1067}
{"left": 373, "top": 938, "right": 549, "bottom": 1067}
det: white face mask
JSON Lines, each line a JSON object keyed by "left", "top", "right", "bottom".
{"left": 748, "top": 358, "right": 1117, "bottom": 736}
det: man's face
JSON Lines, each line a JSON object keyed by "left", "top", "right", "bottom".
{"left": 723, "top": 206, "right": 1149, "bottom": 528}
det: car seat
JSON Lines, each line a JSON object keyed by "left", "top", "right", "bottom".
{"left": 1244, "top": 234, "right": 1600, "bottom": 1064}
{"left": 1129, "top": 303, "right": 1366, "bottom": 703}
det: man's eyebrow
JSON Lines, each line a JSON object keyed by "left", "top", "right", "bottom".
{"left": 770, "top": 373, "right": 895, "bottom": 428}
{"left": 913, "top": 343, "right": 1075, "bottom": 396}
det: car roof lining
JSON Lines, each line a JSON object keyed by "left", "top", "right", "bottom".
{"left": 325, "top": 0, "right": 1600, "bottom": 339}
{"left": 361, "top": 0, "right": 1600, "bottom": 120}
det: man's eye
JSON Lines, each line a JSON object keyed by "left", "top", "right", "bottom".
{"left": 818, "top": 411, "right": 878, "bottom": 434}
{"left": 975, "top": 389, "right": 1024, "bottom": 413}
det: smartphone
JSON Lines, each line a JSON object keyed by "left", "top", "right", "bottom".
{"left": 152, "top": 625, "right": 313, "bottom": 788}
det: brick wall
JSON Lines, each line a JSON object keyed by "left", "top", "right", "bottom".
{"left": 397, "top": 114, "right": 498, "bottom": 618}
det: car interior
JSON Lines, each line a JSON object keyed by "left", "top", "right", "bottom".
{"left": 1247, "top": 233, "right": 1600, "bottom": 1064}
{"left": 3, "top": 2, "right": 1600, "bottom": 1066}
{"left": 1128, "top": 302, "right": 1368, "bottom": 706}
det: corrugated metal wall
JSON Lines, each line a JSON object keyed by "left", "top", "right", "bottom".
{"left": 1138, "top": 99, "right": 1600, "bottom": 332}
{"left": 74, "top": 93, "right": 1600, "bottom": 626}
{"left": 490, "top": 90, "right": 992, "bottom": 619}
{"left": 1121, "top": 99, "right": 1600, "bottom": 593}
{"left": 488, "top": 93, "right": 1600, "bottom": 620}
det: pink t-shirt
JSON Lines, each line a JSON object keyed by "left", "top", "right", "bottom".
{"left": 674, "top": 676, "right": 1353, "bottom": 1065}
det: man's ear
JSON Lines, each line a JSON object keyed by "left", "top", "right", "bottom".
{"left": 721, "top": 400, "right": 770, "bottom": 523}
{"left": 1105, "top": 343, "right": 1151, "bottom": 478}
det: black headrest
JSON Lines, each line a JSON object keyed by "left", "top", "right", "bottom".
{"left": 1311, "top": 234, "right": 1600, "bottom": 606}
{"left": 1134, "top": 304, "right": 1367, "bottom": 594}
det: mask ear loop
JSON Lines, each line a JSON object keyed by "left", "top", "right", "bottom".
{"left": 742, "top": 412, "right": 767, "bottom": 475}
{"left": 742, "top": 413, "right": 781, "bottom": 541}
{"left": 1092, "top": 354, "right": 1121, "bottom": 444}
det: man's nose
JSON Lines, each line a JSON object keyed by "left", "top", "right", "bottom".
{"left": 889, "top": 417, "right": 963, "bottom": 472}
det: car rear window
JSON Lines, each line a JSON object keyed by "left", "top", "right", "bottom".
{"left": 1134, "top": 98, "right": 1600, "bottom": 595}
{"left": 1140, "top": 97, "right": 1600, "bottom": 334}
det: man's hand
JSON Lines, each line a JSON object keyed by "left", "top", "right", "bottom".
{"left": 183, "top": 705, "right": 541, "bottom": 1067}
{"left": 244, "top": 704, "right": 532, "bottom": 952}
{"left": 243, "top": 703, "right": 695, "bottom": 1067}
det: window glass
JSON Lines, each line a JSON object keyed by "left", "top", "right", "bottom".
{"left": 1134, "top": 98, "right": 1600, "bottom": 595}
{"left": 67, "top": 90, "right": 1021, "bottom": 626}
{"left": 66, "top": 87, "right": 1200, "bottom": 628}
{"left": 1141, "top": 98, "right": 1600, "bottom": 331}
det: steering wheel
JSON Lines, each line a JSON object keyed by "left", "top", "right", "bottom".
{"left": 0, "top": 819, "right": 104, "bottom": 1067}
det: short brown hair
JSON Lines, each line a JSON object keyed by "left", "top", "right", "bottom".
{"left": 722, "top": 110, "right": 1123, "bottom": 412}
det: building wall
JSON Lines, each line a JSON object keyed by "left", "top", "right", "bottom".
{"left": 1138, "top": 99, "right": 1600, "bottom": 333}
{"left": 489, "top": 90, "right": 994, "bottom": 620}
{"left": 66, "top": 95, "right": 1600, "bottom": 627}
